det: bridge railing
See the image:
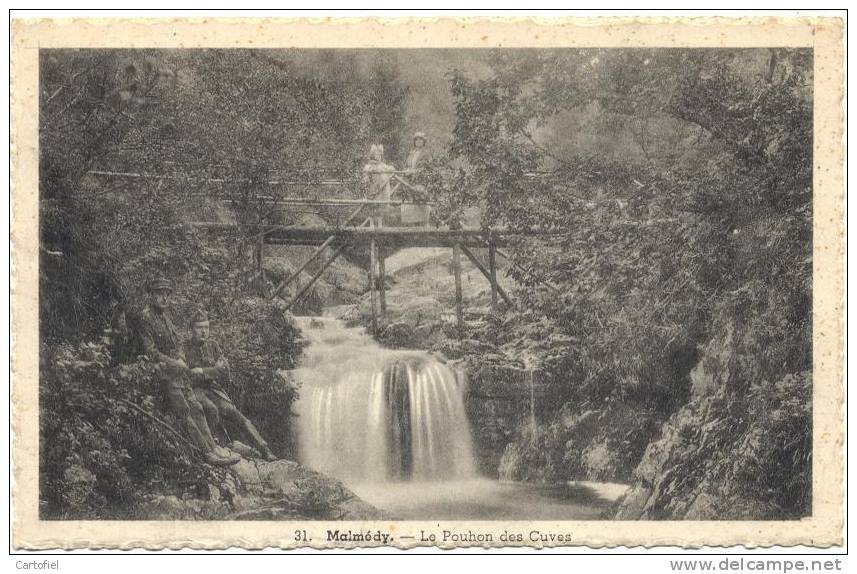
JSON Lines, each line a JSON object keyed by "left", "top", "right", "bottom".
{"left": 86, "top": 168, "right": 440, "bottom": 225}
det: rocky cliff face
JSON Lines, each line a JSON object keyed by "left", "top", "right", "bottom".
{"left": 137, "top": 458, "right": 385, "bottom": 520}
{"left": 464, "top": 364, "right": 537, "bottom": 477}
{"left": 497, "top": 400, "right": 660, "bottom": 485}
{"left": 615, "top": 329, "right": 812, "bottom": 520}
{"left": 615, "top": 372, "right": 811, "bottom": 520}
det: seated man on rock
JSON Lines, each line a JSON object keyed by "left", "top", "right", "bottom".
{"left": 185, "top": 310, "right": 277, "bottom": 462}
{"left": 137, "top": 278, "right": 240, "bottom": 467}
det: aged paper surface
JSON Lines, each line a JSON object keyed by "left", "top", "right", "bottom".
{"left": 11, "top": 16, "right": 844, "bottom": 549}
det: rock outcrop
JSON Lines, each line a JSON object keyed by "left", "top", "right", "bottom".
{"left": 615, "top": 362, "right": 811, "bottom": 520}
{"left": 464, "top": 364, "right": 538, "bottom": 477}
{"left": 497, "top": 401, "right": 658, "bottom": 485}
{"left": 137, "top": 458, "right": 385, "bottom": 520}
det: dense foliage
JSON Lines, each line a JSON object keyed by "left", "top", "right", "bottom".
{"left": 40, "top": 49, "right": 412, "bottom": 342}
{"left": 37, "top": 47, "right": 813, "bottom": 519}
{"left": 39, "top": 340, "right": 213, "bottom": 518}
{"left": 38, "top": 49, "right": 410, "bottom": 517}
{"left": 429, "top": 48, "right": 812, "bottom": 516}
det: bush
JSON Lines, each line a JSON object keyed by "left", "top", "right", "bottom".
{"left": 223, "top": 297, "right": 303, "bottom": 457}
{"left": 39, "top": 340, "right": 218, "bottom": 519}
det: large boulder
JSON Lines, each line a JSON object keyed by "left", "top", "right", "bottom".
{"left": 227, "top": 459, "right": 385, "bottom": 520}
{"left": 136, "top": 457, "right": 385, "bottom": 521}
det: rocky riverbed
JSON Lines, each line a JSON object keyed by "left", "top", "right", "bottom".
{"left": 137, "top": 456, "right": 385, "bottom": 520}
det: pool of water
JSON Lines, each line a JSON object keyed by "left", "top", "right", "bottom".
{"left": 349, "top": 479, "right": 624, "bottom": 520}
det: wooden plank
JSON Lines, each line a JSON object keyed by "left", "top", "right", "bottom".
{"left": 459, "top": 244, "right": 515, "bottom": 309}
{"left": 452, "top": 243, "right": 464, "bottom": 340}
{"left": 262, "top": 238, "right": 341, "bottom": 247}
{"left": 191, "top": 222, "right": 561, "bottom": 248}
{"left": 221, "top": 197, "right": 434, "bottom": 207}
{"left": 88, "top": 170, "right": 358, "bottom": 187}
{"left": 378, "top": 247, "right": 386, "bottom": 319}
{"left": 284, "top": 245, "right": 349, "bottom": 311}
{"left": 205, "top": 226, "right": 526, "bottom": 247}
{"left": 488, "top": 242, "right": 498, "bottom": 311}
{"left": 260, "top": 226, "right": 501, "bottom": 242}
{"left": 272, "top": 226, "right": 503, "bottom": 245}
{"left": 369, "top": 229, "right": 378, "bottom": 336}
{"left": 265, "top": 236, "right": 506, "bottom": 249}
{"left": 191, "top": 222, "right": 557, "bottom": 239}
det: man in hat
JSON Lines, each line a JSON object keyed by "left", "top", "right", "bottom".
{"left": 137, "top": 278, "right": 240, "bottom": 466}
{"left": 185, "top": 310, "right": 277, "bottom": 462}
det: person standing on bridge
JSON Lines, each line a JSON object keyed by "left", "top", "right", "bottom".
{"left": 405, "top": 131, "right": 431, "bottom": 172}
{"left": 362, "top": 143, "right": 395, "bottom": 200}
{"left": 185, "top": 309, "right": 278, "bottom": 462}
{"left": 401, "top": 131, "right": 432, "bottom": 226}
{"left": 362, "top": 143, "right": 396, "bottom": 226}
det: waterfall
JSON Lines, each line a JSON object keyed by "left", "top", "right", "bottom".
{"left": 293, "top": 315, "right": 477, "bottom": 482}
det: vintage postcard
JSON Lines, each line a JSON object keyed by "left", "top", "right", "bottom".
{"left": 10, "top": 16, "right": 844, "bottom": 550}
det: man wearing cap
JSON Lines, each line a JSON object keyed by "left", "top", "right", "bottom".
{"left": 138, "top": 278, "right": 240, "bottom": 466}
{"left": 185, "top": 310, "right": 277, "bottom": 462}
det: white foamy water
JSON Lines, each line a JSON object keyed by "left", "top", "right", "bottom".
{"left": 291, "top": 313, "right": 621, "bottom": 520}
{"left": 293, "top": 315, "right": 477, "bottom": 482}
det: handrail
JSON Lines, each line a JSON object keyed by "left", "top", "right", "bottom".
{"left": 87, "top": 170, "right": 358, "bottom": 186}
{"left": 220, "top": 197, "right": 435, "bottom": 207}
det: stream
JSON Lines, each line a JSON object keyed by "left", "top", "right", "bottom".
{"left": 292, "top": 313, "right": 622, "bottom": 519}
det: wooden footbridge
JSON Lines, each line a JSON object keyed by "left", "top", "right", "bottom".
{"left": 191, "top": 194, "right": 555, "bottom": 337}
{"left": 86, "top": 168, "right": 559, "bottom": 337}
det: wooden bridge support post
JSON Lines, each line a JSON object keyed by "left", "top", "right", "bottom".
{"left": 378, "top": 246, "right": 386, "bottom": 320}
{"left": 488, "top": 241, "right": 498, "bottom": 312}
{"left": 284, "top": 245, "right": 349, "bottom": 312}
{"left": 256, "top": 232, "right": 264, "bottom": 280}
{"left": 459, "top": 244, "right": 514, "bottom": 309}
{"left": 268, "top": 204, "right": 366, "bottom": 301}
{"left": 369, "top": 224, "right": 379, "bottom": 336}
{"left": 269, "top": 235, "right": 335, "bottom": 300}
{"left": 452, "top": 242, "right": 464, "bottom": 340}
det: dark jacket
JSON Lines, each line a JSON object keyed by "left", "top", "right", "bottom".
{"left": 138, "top": 306, "right": 185, "bottom": 363}
{"left": 184, "top": 338, "right": 230, "bottom": 397}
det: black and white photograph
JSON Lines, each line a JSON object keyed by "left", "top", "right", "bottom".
{"left": 10, "top": 14, "right": 845, "bottom": 552}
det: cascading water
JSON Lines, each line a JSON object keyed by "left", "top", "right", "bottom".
{"left": 293, "top": 315, "right": 477, "bottom": 482}
{"left": 290, "top": 312, "right": 622, "bottom": 519}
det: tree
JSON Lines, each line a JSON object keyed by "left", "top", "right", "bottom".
{"left": 38, "top": 50, "right": 414, "bottom": 516}
{"left": 440, "top": 49, "right": 812, "bottom": 512}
